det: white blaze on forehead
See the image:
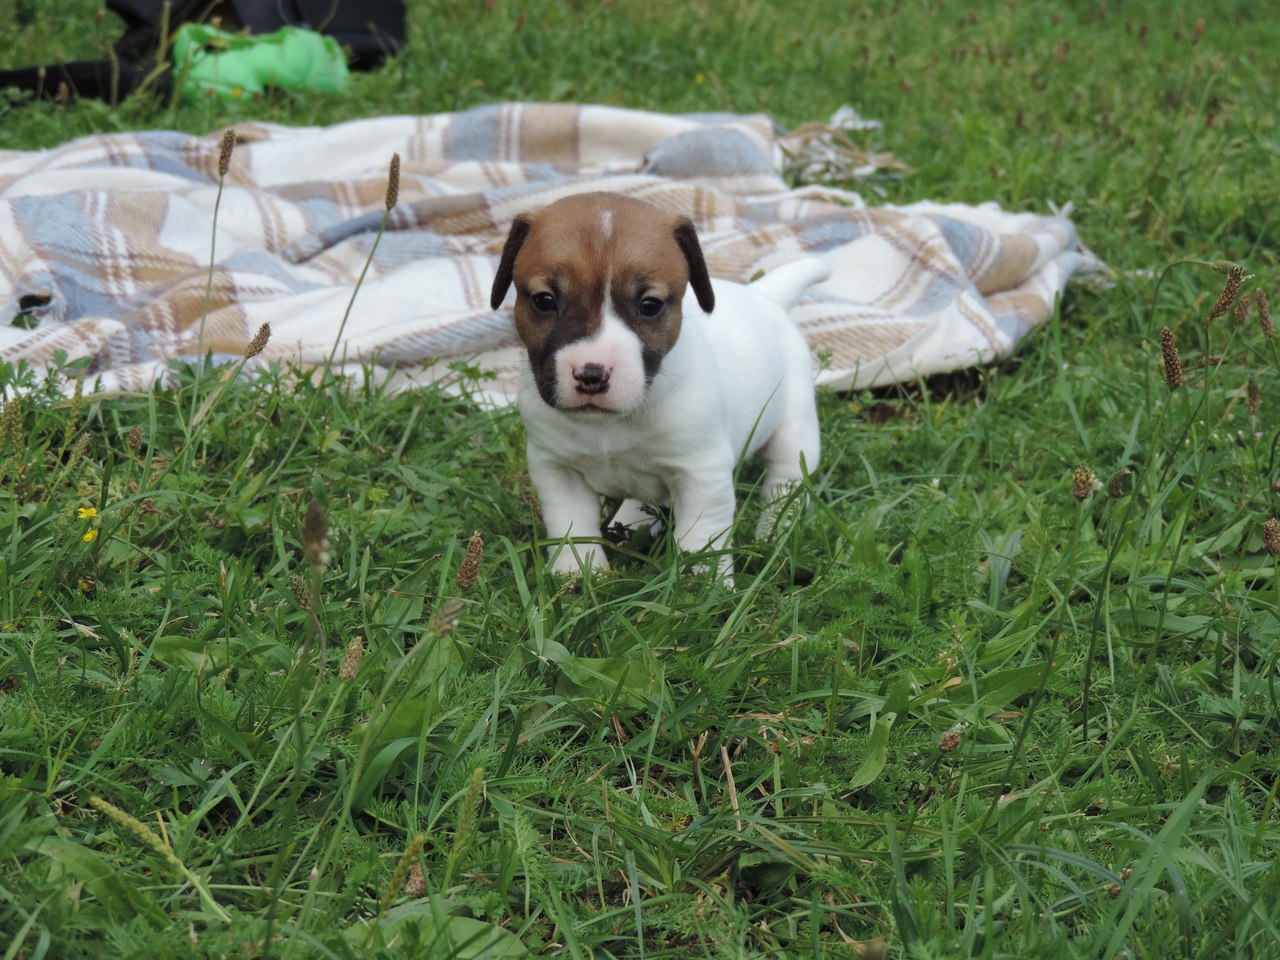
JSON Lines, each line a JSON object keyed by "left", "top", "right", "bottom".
{"left": 553, "top": 271, "right": 649, "bottom": 412}
{"left": 600, "top": 208, "right": 613, "bottom": 239}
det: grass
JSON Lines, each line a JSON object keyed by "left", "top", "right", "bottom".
{"left": 2, "top": 0, "right": 1280, "bottom": 956}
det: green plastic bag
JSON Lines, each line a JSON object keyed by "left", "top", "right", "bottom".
{"left": 172, "top": 23, "right": 350, "bottom": 103}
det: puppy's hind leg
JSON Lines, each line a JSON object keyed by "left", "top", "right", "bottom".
{"left": 755, "top": 390, "right": 820, "bottom": 540}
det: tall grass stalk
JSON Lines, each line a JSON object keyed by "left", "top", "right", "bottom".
{"left": 185, "top": 128, "right": 237, "bottom": 440}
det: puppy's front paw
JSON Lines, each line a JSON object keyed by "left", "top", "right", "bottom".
{"left": 687, "top": 551, "right": 735, "bottom": 583}
{"left": 756, "top": 480, "right": 806, "bottom": 541}
{"left": 547, "top": 541, "right": 610, "bottom": 577}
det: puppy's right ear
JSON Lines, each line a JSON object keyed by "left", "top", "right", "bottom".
{"left": 490, "top": 215, "right": 532, "bottom": 310}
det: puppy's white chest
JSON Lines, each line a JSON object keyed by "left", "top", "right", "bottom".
{"left": 577, "top": 453, "right": 673, "bottom": 504}
{"left": 520, "top": 408, "right": 679, "bottom": 503}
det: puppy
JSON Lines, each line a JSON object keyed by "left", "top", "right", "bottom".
{"left": 490, "top": 192, "right": 829, "bottom": 576}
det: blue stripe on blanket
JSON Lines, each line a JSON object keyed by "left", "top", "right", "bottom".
{"left": 796, "top": 215, "right": 872, "bottom": 249}
{"left": 12, "top": 194, "right": 120, "bottom": 322}
{"left": 933, "top": 216, "right": 980, "bottom": 265}
{"left": 642, "top": 130, "right": 776, "bottom": 179}
{"left": 444, "top": 104, "right": 502, "bottom": 160}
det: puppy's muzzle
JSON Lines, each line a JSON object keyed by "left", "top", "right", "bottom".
{"left": 574, "top": 363, "right": 611, "bottom": 395}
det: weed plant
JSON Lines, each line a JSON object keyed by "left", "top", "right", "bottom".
{"left": 1, "top": 1, "right": 1279, "bottom": 957}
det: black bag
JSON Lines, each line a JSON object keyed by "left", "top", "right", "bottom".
{"left": 1, "top": 0, "right": 406, "bottom": 103}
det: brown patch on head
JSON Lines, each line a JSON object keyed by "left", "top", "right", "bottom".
{"left": 491, "top": 193, "right": 716, "bottom": 406}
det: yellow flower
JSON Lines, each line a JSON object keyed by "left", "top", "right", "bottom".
{"left": 78, "top": 506, "right": 97, "bottom": 520}
{"left": 695, "top": 72, "right": 705, "bottom": 84}
{"left": 82, "top": 529, "right": 98, "bottom": 543}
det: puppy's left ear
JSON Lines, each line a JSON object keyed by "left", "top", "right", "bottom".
{"left": 490, "top": 214, "right": 532, "bottom": 310}
{"left": 673, "top": 217, "right": 715, "bottom": 313}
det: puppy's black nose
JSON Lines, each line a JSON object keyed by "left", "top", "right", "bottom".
{"left": 574, "top": 363, "right": 610, "bottom": 394}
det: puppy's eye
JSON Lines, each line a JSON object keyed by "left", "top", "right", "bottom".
{"left": 530, "top": 292, "right": 557, "bottom": 313}
{"left": 637, "top": 297, "right": 665, "bottom": 318}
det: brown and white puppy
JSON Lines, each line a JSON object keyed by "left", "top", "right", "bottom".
{"left": 491, "top": 192, "right": 829, "bottom": 576}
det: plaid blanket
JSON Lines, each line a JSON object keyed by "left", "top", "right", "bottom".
{"left": 0, "top": 103, "right": 1100, "bottom": 399}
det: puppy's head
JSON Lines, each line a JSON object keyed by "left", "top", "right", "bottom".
{"left": 490, "top": 192, "right": 715, "bottom": 415}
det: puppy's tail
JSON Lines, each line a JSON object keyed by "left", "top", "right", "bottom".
{"left": 748, "top": 257, "right": 832, "bottom": 309}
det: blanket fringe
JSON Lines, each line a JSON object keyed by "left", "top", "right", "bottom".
{"left": 778, "top": 105, "right": 907, "bottom": 187}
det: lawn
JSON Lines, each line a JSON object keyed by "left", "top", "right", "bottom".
{"left": 2, "top": 1, "right": 1279, "bottom": 957}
